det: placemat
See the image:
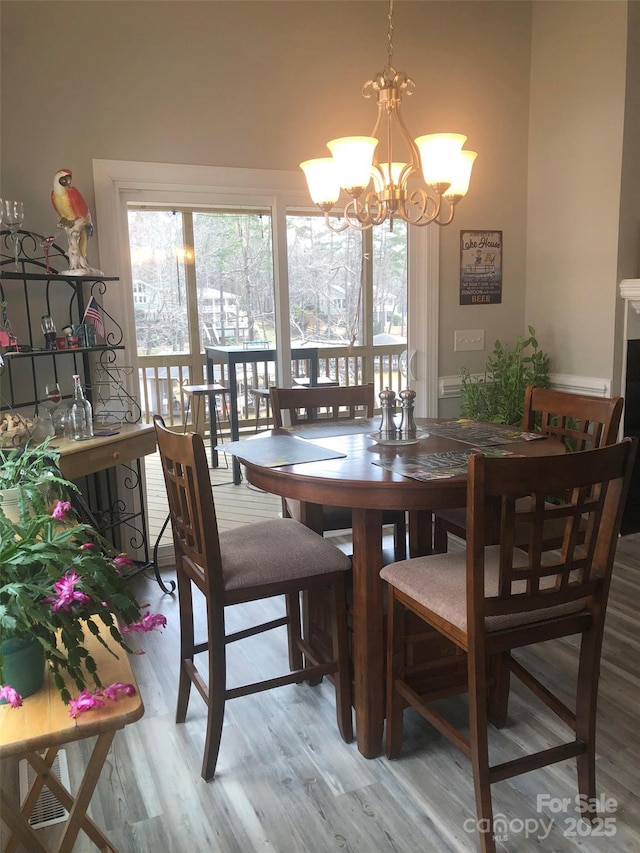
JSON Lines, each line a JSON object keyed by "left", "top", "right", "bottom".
{"left": 216, "top": 434, "right": 347, "bottom": 468}
{"left": 373, "top": 447, "right": 517, "bottom": 481}
{"left": 422, "top": 419, "right": 544, "bottom": 446}
{"left": 285, "top": 418, "right": 379, "bottom": 439}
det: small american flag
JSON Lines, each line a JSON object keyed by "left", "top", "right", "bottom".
{"left": 82, "top": 296, "right": 104, "bottom": 340}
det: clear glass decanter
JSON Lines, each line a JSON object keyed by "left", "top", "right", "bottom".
{"left": 30, "top": 407, "right": 55, "bottom": 441}
{"left": 69, "top": 374, "right": 94, "bottom": 441}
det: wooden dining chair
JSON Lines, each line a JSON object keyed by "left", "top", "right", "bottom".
{"left": 153, "top": 415, "right": 353, "bottom": 781}
{"left": 271, "top": 383, "right": 375, "bottom": 425}
{"left": 381, "top": 438, "right": 637, "bottom": 853}
{"left": 432, "top": 386, "right": 624, "bottom": 554}
{"left": 270, "top": 383, "right": 407, "bottom": 560}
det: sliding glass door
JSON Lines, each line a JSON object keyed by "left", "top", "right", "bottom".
{"left": 127, "top": 205, "right": 408, "bottom": 417}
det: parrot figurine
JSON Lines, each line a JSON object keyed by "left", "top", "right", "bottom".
{"left": 51, "top": 169, "right": 100, "bottom": 274}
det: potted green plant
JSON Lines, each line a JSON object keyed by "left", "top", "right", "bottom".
{"left": 459, "top": 326, "right": 551, "bottom": 426}
{"left": 0, "top": 437, "right": 71, "bottom": 520}
{"left": 0, "top": 439, "right": 165, "bottom": 715}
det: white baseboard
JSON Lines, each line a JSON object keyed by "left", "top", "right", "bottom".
{"left": 439, "top": 373, "right": 612, "bottom": 400}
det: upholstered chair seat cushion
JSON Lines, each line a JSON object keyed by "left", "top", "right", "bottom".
{"left": 219, "top": 518, "right": 351, "bottom": 591}
{"left": 380, "top": 545, "right": 586, "bottom": 633}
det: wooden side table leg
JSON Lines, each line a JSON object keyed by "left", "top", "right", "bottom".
{"left": 58, "top": 732, "right": 117, "bottom": 853}
{"left": 1, "top": 789, "right": 50, "bottom": 853}
{"left": 3, "top": 747, "right": 58, "bottom": 853}
{"left": 26, "top": 736, "right": 119, "bottom": 853}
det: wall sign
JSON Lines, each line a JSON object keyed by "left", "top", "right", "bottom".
{"left": 459, "top": 230, "right": 503, "bottom": 305}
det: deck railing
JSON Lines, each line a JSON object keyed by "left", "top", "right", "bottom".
{"left": 137, "top": 343, "right": 406, "bottom": 429}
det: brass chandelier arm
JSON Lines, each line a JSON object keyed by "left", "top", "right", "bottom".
{"left": 322, "top": 213, "right": 353, "bottom": 234}
{"left": 323, "top": 185, "right": 456, "bottom": 232}
{"left": 433, "top": 199, "right": 458, "bottom": 227}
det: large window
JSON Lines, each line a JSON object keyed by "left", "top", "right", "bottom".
{"left": 193, "top": 212, "right": 275, "bottom": 346}
{"left": 128, "top": 207, "right": 407, "bottom": 357}
{"left": 128, "top": 208, "right": 275, "bottom": 356}
{"left": 286, "top": 215, "right": 407, "bottom": 349}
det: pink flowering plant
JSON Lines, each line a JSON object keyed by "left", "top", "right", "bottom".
{"left": 0, "top": 440, "right": 165, "bottom": 713}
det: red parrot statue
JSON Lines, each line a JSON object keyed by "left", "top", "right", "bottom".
{"left": 51, "top": 169, "right": 98, "bottom": 273}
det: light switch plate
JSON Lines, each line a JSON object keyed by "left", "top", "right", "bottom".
{"left": 454, "top": 329, "right": 485, "bottom": 351}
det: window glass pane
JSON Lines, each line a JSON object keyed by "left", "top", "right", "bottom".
{"left": 193, "top": 212, "right": 274, "bottom": 348}
{"left": 128, "top": 209, "right": 188, "bottom": 356}
{"left": 372, "top": 221, "right": 407, "bottom": 346}
{"left": 286, "top": 216, "right": 363, "bottom": 345}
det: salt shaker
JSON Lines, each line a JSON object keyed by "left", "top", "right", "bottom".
{"left": 398, "top": 388, "right": 417, "bottom": 439}
{"left": 378, "top": 387, "right": 398, "bottom": 440}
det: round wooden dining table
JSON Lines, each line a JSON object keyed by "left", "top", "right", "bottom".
{"left": 238, "top": 419, "right": 564, "bottom": 758}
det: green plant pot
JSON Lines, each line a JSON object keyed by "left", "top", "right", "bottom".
{"left": 0, "top": 483, "right": 50, "bottom": 522}
{"left": 1, "top": 635, "right": 45, "bottom": 700}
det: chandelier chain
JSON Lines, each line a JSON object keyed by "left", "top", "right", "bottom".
{"left": 386, "top": 0, "right": 395, "bottom": 73}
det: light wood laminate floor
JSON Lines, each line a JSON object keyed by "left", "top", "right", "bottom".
{"left": 4, "top": 490, "right": 639, "bottom": 851}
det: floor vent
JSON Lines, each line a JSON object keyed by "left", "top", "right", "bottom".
{"left": 19, "top": 749, "right": 71, "bottom": 830}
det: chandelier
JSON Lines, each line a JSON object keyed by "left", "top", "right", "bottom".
{"left": 300, "top": 0, "right": 476, "bottom": 232}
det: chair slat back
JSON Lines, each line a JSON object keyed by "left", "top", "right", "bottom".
{"left": 523, "top": 386, "right": 623, "bottom": 450}
{"left": 153, "top": 415, "right": 223, "bottom": 597}
{"left": 270, "top": 383, "right": 375, "bottom": 427}
{"left": 466, "top": 439, "right": 636, "bottom": 626}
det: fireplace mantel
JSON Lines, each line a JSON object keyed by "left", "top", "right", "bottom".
{"left": 620, "top": 278, "right": 640, "bottom": 314}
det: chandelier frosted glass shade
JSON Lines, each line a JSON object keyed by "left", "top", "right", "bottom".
{"left": 299, "top": 158, "right": 341, "bottom": 210}
{"left": 443, "top": 149, "right": 478, "bottom": 199}
{"left": 415, "top": 133, "right": 468, "bottom": 187}
{"left": 372, "top": 161, "right": 409, "bottom": 194}
{"left": 327, "top": 136, "right": 379, "bottom": 197}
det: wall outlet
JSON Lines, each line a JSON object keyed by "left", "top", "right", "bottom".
{"left": 454, "top": 329, "right": 485, "bottom": 352}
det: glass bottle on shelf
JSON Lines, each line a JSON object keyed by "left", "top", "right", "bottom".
{"left": 69, "top": 374, "right": 94, "bottom": 441}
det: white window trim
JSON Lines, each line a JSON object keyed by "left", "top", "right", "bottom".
{"left": 92, "top": 158, "right": 439, "bottom": 414}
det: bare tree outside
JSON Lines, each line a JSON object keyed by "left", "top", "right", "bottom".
{"left": 128, "top": 207, "right": 407, "bottom": 357}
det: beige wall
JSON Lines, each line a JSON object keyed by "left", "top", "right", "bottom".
{"left": 617, "top": 0, "right": 640, "bottom": 383}
{"left": 1, "top": 1, "right": 636, "bottom": 391}
{"left": 1, "top": 0, "right": 531, "bottom": 377}
{"left": 526, "top": 0, "right": 633, "bottom": 390}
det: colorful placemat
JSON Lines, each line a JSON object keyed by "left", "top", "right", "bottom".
{"left": 373, "top": 447, "right": 517, "bottom": 481}
{"left": 422, "top": 419, "right": 544, "bottom": 447}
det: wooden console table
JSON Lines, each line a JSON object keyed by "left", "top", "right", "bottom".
{"left": 51, "top": 425, "right": 173, "bottom": 593}
{"left": 0, "top": 621, "right": 144, "bottom": 853}
{"left": 53, "top": 423, "right": 156, "bottom": 480}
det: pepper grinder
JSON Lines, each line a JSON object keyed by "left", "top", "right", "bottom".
{"left": 378, "top": 387, "right": 398, "bottom": 440}
{"left": 398, "top": 388, "right": 417, "bottom": 439}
